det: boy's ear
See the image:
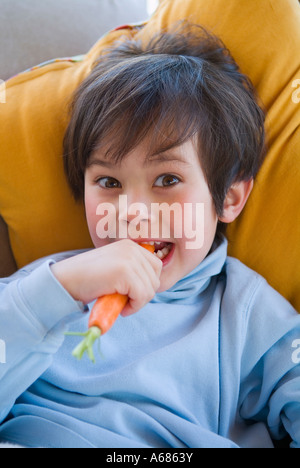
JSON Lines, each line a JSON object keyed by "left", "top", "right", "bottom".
{"left": 219, "top": 179, "right": 254, "bottom": 224}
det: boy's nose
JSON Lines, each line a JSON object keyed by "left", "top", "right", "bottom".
{"left": 118, "top": 198, "right": 150, "bottom": 223}
{"left": 118, "top": 194, "right": 153, "bottom": 237}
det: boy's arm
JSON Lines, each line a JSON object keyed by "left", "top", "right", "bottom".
{"left": 0, "top": 241, "right": 161, "bottom": 424}
{"left": 0, "top": 257, "right": 85, "bottom": 423}
{"left": 238, "top": 280, "right": 300, "bottom": 447}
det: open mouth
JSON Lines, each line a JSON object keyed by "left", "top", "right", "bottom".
{"left": 140, "top": 241, "right": 174, "bottom": 261}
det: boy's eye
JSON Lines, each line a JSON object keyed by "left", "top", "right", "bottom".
{"left": 154, "top": 174, "right": 180, "bottom": 187}
{"left": 97, "top": 177, "right": 121, "bottom": 189}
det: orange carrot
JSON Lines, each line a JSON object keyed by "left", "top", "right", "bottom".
{"left": 88, "top": 293, "right": 129, "bottom": 333}
{"left": 67, "top": 242, "right": 155, "bottom": 362}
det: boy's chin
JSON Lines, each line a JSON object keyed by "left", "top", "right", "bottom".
{"left": 157, "top": 274, "right": 178, "bottom": 293}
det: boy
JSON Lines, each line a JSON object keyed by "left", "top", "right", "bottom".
{"left": 0, "top": 24, "right": 299, "bottom": 448}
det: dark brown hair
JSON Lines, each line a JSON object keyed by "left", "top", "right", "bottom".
{"left": 63, "top": 22, "right": 265, "bottom": 223}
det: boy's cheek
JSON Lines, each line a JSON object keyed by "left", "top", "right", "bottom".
{"left": 85, "top": 197, "right": 121, "bottom": 248}
{"left": 84, "top": 196, "right": 105, "bottom": 247}
{"left": 84, "top": 196, "right": 97, "bottom": 227}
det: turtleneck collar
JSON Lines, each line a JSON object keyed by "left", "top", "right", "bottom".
{"left": 152, "top": 236, "right": 228, "bottom": 305}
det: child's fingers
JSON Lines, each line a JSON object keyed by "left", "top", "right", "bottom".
{"left": 137, "top": 243, "right": 163, "bottom": 279}
{"left": 136, "top": 246, "right": 162, "bottom": 289}
{"left": 114, "top": 240, "right": 162, "bottom": 292}
{"left": 120, "top": 252, "right": 162, "bottom": 316}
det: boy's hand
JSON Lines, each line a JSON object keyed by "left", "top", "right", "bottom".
{"left": 50, "top": 240, "right": 162, "bottom": 316}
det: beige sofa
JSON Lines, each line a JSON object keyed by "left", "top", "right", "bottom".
{"left": 0, "top": 0, "right": 149, "bottom": 80}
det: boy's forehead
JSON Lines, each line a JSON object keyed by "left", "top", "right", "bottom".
{"left": 145, "top": 143, "right": 196, "bottom": 166}
{"left": 89, "top": 138, "right": 198, "bottom": 168}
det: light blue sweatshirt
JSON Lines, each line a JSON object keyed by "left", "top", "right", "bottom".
{"left": 0, "top": 238, "right": 300, "bottom": 448}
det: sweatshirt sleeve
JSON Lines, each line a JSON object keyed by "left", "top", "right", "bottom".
{"left": 0, "top": 258, "right": 85, "bottom": 423}
{"left": 238, "top": 277, "right": 300, "bottom": 448}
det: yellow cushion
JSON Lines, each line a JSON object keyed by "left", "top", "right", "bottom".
{"left": 1, "top": 0, "right": 299, "bottom": 313}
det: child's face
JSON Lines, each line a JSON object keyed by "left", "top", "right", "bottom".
{"left": 84, "top": 138, "right": 218, "bottom": 292}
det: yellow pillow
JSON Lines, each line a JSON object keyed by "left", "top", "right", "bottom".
{"left": 1, "top": 0, "right": 299, "bottom": 313}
